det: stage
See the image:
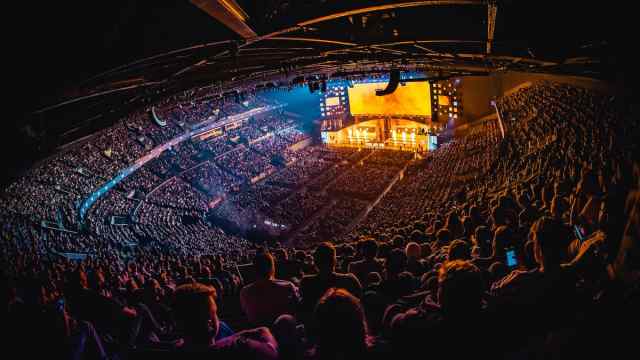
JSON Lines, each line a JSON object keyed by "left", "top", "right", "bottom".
{"left": 321, "top": 117, "right": 441, "bottom": 152}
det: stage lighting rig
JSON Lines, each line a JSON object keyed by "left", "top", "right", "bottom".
{"left": 375, "top": 69, "right": 400, "bottom": 96}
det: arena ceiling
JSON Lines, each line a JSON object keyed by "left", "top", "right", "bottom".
{"left": 10, "top": 0, "right": 628, "bottom": 152}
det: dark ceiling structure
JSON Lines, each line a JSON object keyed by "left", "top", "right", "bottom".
{"left": 13, "top": 0, "right": 627, "bottom": 154}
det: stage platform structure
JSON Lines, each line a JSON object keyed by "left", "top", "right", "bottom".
{"left": 320, "top": 116, "right": 442, "bottom": 152}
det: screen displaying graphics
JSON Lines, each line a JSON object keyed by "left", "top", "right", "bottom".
{"left": 428, "top": 134, "right": 438, "bottom": 150}
{"left": 325, "top": 97, "right": 340, "bottom": 106}
{"left": 348, "top": 82, "right": 431, "bottom": 116}
{"left": 320, "top": 85, "right": 348, "bottom": 117}
{"left": 321, "top": 131, "right": 329, "bottom": 144}
{"left": 438, "top": 95, "right": 450, "bottom": 106}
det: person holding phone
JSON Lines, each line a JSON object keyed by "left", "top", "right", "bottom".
{"left": 574, "top": 224, "right": 588, "bottom": 244}
{"left": 505, "top": 247, "right": 519, "bottom": 269}
{"left": 491, "top": 217, "right": 580, "bottom": 333}
{"left": 471, "top": 225, "right": 514, "bottom": 271}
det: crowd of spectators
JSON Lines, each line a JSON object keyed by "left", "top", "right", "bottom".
{"left": 119, "top": 167, "right": 165, "bottom": 195}
{"left": 267, "top": 156, "right": 333, "bottom": 188}
{"left": 89, "top": 190, "right": 139, "bottom": 221}
{"left": 292, "top": 197, "right": 369, "bottom": 247}
{"left": 92, "top": 121, "right": 147, "bottom": 165}
{"left": 227, "top": 125, "right": 266, "bottom": 143}
{"left": 329, "top": 165, "right": 400, "bottom": 200}
{"left": 135, "top": 203, "right": 193, "bottom": 227}
{"left": 196, "top": 137, "right": 237, "bottom": 158}
{"left": 252, "top": 113, "right": 297, "bottom": 133}
{"left": 146, "top": 155, "right": 175, "bottom": 179}
{"left": 161, "top": 98, "right": 219, "bottom": 126}
{"left": 277, "top": 127, "right": 310, "bottom": 145}
{"left": 353, "top": 120, "right": 500, "bottom": 238}
{"left": 230, "top": 184, "right": 292, "bottom": 216}
{"left": 268, "top": 190, "right": 329, "bottom": 229}
{"left": 170, "top": 142, "right": 200, "bottom": 171}
{"left": 146, "top": 178, "right": 210, "bottom": 212}
{"left": 252, "top": 134, "right": 293, "bottom": 159}
{"left": 306, "top": 164, "right": 350, "bottom": 191}
{"left": 365, "top": 149, "right": 414, "bottom": 167}
{"left": 2, "top": 81, "right": 639, "bottom": 359}
{"left": 216, "top": 146, "right": 412, "bottom": 235}
{"left": 217, "top": 146, "right": 276, "bottom": 181}
{"left": 181, "top": 162, "right": 240, "bottom": 197}
{"left": 0, "top": 90, "right": 281, "bottom": 260}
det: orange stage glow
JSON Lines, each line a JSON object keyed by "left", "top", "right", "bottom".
{"left": 348, "top": 82, "right": 431, "bottom": 116}
{"left": 323, "top": 119, "right": 435, "bottom": 152}
{"left": 438, "top": 95, "right": 450, "bottom": 106}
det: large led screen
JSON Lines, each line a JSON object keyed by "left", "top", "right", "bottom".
{"left": 325, "top": 97, "right": 340, "bottom": 106}
{"left": 438, "top": 95, "right": 450, "bottom": 106}
{"left": 348, "top": 82, "right": 431, "bottom": 116}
